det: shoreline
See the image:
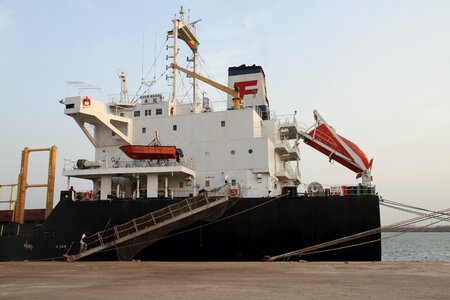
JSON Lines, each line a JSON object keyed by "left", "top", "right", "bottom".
{"left": 382, "top": 227, "right": 450, "bottom": 232}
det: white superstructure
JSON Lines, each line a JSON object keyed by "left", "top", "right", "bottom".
{"left": 62, "top": 8, "right": 301, "bottom": 200}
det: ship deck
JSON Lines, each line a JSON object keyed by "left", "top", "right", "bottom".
{"left": 62, "top": 164, "right": 195, "bottom": 180}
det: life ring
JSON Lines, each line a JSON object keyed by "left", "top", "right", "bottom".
{"left": 82, "top": 97, "right": 91, "bottom": 107}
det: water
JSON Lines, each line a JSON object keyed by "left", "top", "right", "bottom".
{"left": 382, "top": 232, "right": 450, "bottom": 261}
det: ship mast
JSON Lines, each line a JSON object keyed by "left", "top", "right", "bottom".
{"left": 167, "top": 6, "right": 201, "bottom": 110}
{"left": 119, "top": 71, "right": 129, "bottom": 103}
{"left": 187, "top": 9, "right": 198, "bottom": 107}
{"left": 170, "top": 10, "right": 179, "bottom": 102}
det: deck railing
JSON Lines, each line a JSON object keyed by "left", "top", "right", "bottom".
{"left": 63, "top": 157, "right": 195, "bottom": 171}
{"left": 82, "top": 184, "right": 234, "bottom": 251}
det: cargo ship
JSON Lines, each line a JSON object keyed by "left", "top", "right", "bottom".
{"left": 0, "top": 8, "right": 381, "bottom": 262}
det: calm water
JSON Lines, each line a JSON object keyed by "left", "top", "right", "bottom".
{"left": 382, "top": 232, "right": 450, "bottom": 261}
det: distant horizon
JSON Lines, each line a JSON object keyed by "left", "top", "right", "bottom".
{"left": 383, "top": 225, "right": 450, "bottom": 232}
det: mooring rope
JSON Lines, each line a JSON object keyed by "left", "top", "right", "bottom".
{"left": 294, "top": 212, "right": 450, "bottom": 258}
{"left": 28, "top": 195, "right": 448, "bottom": 262}
{"left": 264, "top": 204, "right": 450, "bottom": 261}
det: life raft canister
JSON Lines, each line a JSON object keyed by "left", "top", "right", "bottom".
{"left": 82, "top": 97, "right": 91, "bottom": 107}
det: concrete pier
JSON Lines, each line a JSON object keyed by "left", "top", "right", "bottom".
{"left": 0, "top": 262, "right": 449, "bottom": 299}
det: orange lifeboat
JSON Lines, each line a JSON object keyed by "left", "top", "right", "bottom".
{"left": 299, "top": 110, "right": 373, "bottom": 185}
{"left": 305, "top": 123, "right": 371, "bottom": 173}
{"left": 119, "top": 145, "right": 177, "bottom": 160}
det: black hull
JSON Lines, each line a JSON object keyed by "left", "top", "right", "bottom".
{"left": 0, "top": 192, "right": 381, "bottom": 261}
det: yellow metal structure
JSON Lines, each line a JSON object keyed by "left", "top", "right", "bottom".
{"left": 170, "top": 63, "right": 242, "bottom": 109}
{"left": 12, "top": 146, "right": 57, "bottom": 224}
{"left": 0, "top": 184, "right": 17, "bottom": 210}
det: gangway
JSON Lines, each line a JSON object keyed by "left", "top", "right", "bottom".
{"left": 66, "top": 185, "right": 238, "bottom": 261}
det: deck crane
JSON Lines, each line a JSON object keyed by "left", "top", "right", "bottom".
{"left": 298, "top": 110, "right": 373, "bottom": 186}
{"left": 171, "top": 64, "right": 373, "bottom": 186}
{"left": 170, "top": 63, "right": 242, "bottom": 109}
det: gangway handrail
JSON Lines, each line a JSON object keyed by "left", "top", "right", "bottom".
{"left": 67, "top": 184, "right": 236, "bottom": 261}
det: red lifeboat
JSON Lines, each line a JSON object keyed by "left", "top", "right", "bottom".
{"left": 305, "top": 124, "right": 371, "bottom": 173}
{"left": 119, "top": 145, "right": 177, "bottom": 160}
{"left": 299, "top": 110, "right": 373, "bottom": 184}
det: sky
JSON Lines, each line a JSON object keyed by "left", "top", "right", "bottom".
{"left": 0, "top": 0, "right": 449, "bottom": 225}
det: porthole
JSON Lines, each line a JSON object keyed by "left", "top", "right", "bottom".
{"left": 205, "top": 152, "right": 210, "bottom": 156}
{"left": 248, "top": 149, "right": 253, "bottom": 154}
{"left": 230, "top": 150, "right": 235, "bottom": 155}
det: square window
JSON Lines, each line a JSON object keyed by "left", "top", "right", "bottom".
{"left": 221, "top": 121, "right": 225, "bottom": 127}
{"left": 205, "top": 180, "right": 210, "bottom": 187}
{"left": 156, "top": 108, "right": 162, "bottom": 115}
{"left": 145, "top": 109, "right": 151, "bottom": 116}
{"left": 142, "top": 127, "right": 146, "bottom": 134}
{"left": 173, "top": 125, "right": 177, "bottom": 131}
{"left": 179, "top": 182, "right": 184, "bottom": 188}
{"left": 134, "top": 111, "right": 141, "bottom": 117}
{"left": 231, "top": 179, "right": 236, "bottom": 186}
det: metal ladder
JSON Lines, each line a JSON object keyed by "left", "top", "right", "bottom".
{"left": 66, "top": 192, "right": 231, "bottom": 262}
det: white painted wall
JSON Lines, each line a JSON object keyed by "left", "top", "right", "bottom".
{"left": 67, "top": 95, "right": 299, "bottom": 198}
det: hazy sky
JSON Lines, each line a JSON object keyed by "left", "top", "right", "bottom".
{"left": 0, "top": 0, "right": 449, "bottom": 225}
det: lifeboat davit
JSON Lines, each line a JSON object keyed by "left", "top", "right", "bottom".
{"left": 119, "top": 145, "right": 177, "bottom": 160}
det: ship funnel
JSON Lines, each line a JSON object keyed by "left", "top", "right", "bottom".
{"left": 227, "top": 65, "right": 270, "bottom": 120}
